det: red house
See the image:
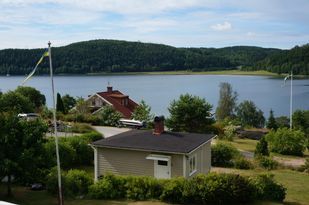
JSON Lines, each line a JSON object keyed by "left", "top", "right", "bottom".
{"left": 86, "top": 86, "right": 138, "bottom": 118}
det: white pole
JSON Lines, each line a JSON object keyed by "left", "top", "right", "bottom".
{"left": 48, "top": 41, "right": 63, "bottom": 205}
{"left": 289, "top": 70, "right": 293, "bottom": 129}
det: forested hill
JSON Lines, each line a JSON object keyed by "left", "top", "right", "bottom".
{"left": 249, "top": 44, "right": 309, "bottom": 75}
{"left": 0, "top": 39, "right": 307, "bottom": 75}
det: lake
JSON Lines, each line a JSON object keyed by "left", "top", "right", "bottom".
{"left": 0, "top": 75, "right": 308, "bottom": 118}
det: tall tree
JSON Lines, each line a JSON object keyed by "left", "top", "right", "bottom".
{"left": 62, "top": 94, "right": 76, "bottom": 113}
{"left": 215, "top": 82, "right": 238, "bottom": 121}
{"left": 267, "top": 109, "right": 278, "bottom": 130}
{"left": 15, "top": 86, "right": 46, "bottom": 110}
{"left": 166, "top": 94, "right": 214, "bottom": 133}
{"left": 0, "top": 113, "right": 48, "bottom": 196}
{"left": 131, "top": 100, "right": 154, "bottom": 123}
{"left": 56, "top": 93, "right": 65, "bottom": 114}
{"left": 236, "top": 100, "right": 265, "bottom": 128}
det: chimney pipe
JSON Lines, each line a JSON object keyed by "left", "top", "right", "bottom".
{"left": 153, "top": 116, "right": 165, "bottom": 135}
{"left": 107, "top": 86, "right": 113, "bottom": 93}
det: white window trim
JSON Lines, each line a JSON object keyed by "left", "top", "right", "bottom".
{"left": 189, "top": 154, "right": 197, "bottom": 176}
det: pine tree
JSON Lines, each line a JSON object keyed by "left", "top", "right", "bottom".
{"left": 267, "top": 109, "right": 278, "bottom": 130}
{"left": 56, "top": 93, "right": 65, "bottom": 114}
{"left": 254, "top": 137, "right": 269, "bottom": 157}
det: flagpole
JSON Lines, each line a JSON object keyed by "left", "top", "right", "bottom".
{"left": 289, "top": 70, "right": 293, "bottom": 129}
{"left": 48, "top": 41, "right": 64, "bottom": 205}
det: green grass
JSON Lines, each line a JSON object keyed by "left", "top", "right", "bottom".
{"left": 86, "top": 70, "right": 280, "bottom": 76}
{"left": 212, "top": 168, "right": 309, "bottom": 205}
{"left": 228, "top": 138, "right": 258, "bottom": 152}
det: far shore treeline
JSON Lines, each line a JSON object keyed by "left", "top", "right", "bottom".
{"left": 0, "top": 39, "right": 308, "bottom": 75}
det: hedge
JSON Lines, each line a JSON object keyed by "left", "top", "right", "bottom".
{"left": 88, "top": 173, "right": 286, "bottom": 204}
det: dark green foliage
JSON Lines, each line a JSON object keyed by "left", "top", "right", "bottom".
{"left": 65, "top": 169, "right": 92, "bottom": 197}
{"left": 257, "top": 156, "right": 278, "bottom": 170}
{"left": 250, "top": 44, "right": 309, "bottom": 75}
{"left": 293, "top": 110, "right": 309, "bottom": 148}
{"left": 56, "top": 93, "right": 66, "bottom": 114}
{"left": 0, "top": 114, "right": 48, "bottom": 195}
{"left": 254, "top": 137, "right": 269, "bottom": 157}
{"left": 211, "top": 142, "right": 239, "bottom": 167}
{"left": 0, "top": 41, "right": 276, "bottom": 75}
{"left": 131, "top": 100, "right": 154, "bottom": 124}
{"left": 62, "top": 94, "right": 76, "bottom": 113}
{"left": 0, "top": 90, "right": 34, "bottom": 113}
{"left": 46, "top": 168, "right": 92, "bottom": 197}
{"left": 98, "top": 105, "right": 122, "bottom": 126}
{"left": 80, "top": 131, "right": 103, "bottom": 142}
{"left": 125, "top": 176, "right": 163, "bottom": 200}
{"left": 267, "top": 109, "right": 278, "bottom": 130}
{"left": 88, "top": 174, "right": 127, "bottom": 199}
{"left": 87, "top": 173, "right": 285, "bottom": 203}
{"left": 250, "top": 174, "right": 286, "bottom": 202}
{"left": 233, "top": 157, "right": 253, "bottom": 170}
{"left": 215, "top": 82, "right": 238, "bottom": 121}
{"left": 265, "top": 128, "right": 306, "bottom": 156}
{"left": 70, "top": 123, "right": 95, "bottom": 133}
{"left": 15, "top": 86, "right": 46, "bottom": 109}
{"left": 166, "top": 94, "right": 214, "bottom": 133}
{"left": 275, "top": 116, "right": 290, "bottom": 128}
{"left": 236, "top": 100, "right": 265, "bottom": 128}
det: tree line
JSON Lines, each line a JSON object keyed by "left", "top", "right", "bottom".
{"left": 0, "top": 39, "right": 307, "bottom": 75}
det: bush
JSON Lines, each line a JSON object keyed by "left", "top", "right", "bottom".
{"left": 44, "top": 139, "right": 76, "bottom": 168}
{"left": 257, "top": 156, "right": 278, "bottom": 170}
{"left": 250, "top": 174, "right": 286, "bottom": 202}
{"left": 254, "top": 137, "right": 269, "bottom": 157}
{"left": 265, "top": 128, "right": 306, "bottom": 156}
{"left": 211, "top": 142, "right": 240, "bottom": 167}
{"left": 46, "top": 167, "right": 66, "bottom": 195}
{"left": 88, "top": 174, "right": 126, "bottom": 199}
{"left": 126, "top": 176, "right": 163, "bottom": 200}
{"left": 80, "top": 131, "right": 103, "bottom": 142}
{"left": 222, "top": 125, "right": 238, "bottom": 141}
{"left": 233, "top": 157, "right": 253, "bottom": 169}
{"left": 66, "top": 169, "right": 92, "bottom": 197}
{"left": 70, "top": 123, "right": 95, "bottom": 133}
{"left": 160, "top": 177, "right": 187, "bottom": 203}
{"left": 64, "top": 137, "right": 93, "bottom": 165}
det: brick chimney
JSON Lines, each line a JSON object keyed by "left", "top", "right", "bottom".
{"left": 107, "top": 86, "right": 113, "bottom": 93}
{"left": 153, "top": 116, "right": 165, "bottom": 135}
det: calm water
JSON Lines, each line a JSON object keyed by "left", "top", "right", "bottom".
{"left": 0, "top": 75, "right": 308, "bottom": 118}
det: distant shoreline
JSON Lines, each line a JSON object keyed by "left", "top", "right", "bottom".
{"left": 2, "top": 70, "right": 309, "bottom": 79}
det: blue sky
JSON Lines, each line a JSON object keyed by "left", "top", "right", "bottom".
{"left": 0, "top": 0, "right": 308, "bottom": 49}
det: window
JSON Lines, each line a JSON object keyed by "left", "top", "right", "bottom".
{"left": 158, "top": 160, "right": 168, "bottom": 166}
{"left": 189, "top": 154, "right": 197, "bottom": 176}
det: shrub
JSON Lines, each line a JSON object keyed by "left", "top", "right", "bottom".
{"left": 250, "top": 174, "right": 286, "bottom": 202}
{"left": 222, "top": 125, "right": 238, "bottom": 141}
{"left": 265, "top": 128, "right": 306, "bottom": 156}
{"left": 125, "top": 176, "right": 163, "bottom": 200}
{"left": 46, "top": 167, "right": 66, "bottom": 195}
{"left": 254, "top": 137, "right": 269, "bottom": 157}
{"left": 211, "top": 142, "right": 240, "bottom": 167}
{"left": 160, "top": 177, "right": 187, "bottom": 203}
{"left": 88, "top": 174, "right": 126, "bottom": 199}
{"left": 43, "top": 139, "right": 76, "bottom": 168}
{"left": 257, "top": 156, "right": 278, "bottom": 170}
{"left": 64, "top": 137, "right": 93, "bottom": 165}
{"left": 66, "top": 169, "right": 92, "bottom": 197}
{"left": 70, "top": 123, "right": 95, "bottom": 133}
{"left": 233, "top": 157, "right": 253, "bottom": 169}
{"left": 80, "top": 131, "right": 103, "bottom": 142}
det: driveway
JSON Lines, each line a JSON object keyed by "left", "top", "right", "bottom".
{"left": 92, "top": 126, "right": 131, "bottom": 138}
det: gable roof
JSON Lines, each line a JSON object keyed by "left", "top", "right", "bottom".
{"left": 92, "top": 130, "right": 214, "bottom": 154}
{"left": 96, "top": 89, "right": 138, "bottom": 118}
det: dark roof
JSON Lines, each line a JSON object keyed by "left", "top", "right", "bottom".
{"left": 97, "top": 90, "right": 138, "bottom": 118}
{"left": 92, "top": 130, "right": 214, "bottom": 154}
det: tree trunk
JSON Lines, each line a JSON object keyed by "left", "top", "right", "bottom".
{"left": 7, "top": 175, "right": 12, "bottom": 197}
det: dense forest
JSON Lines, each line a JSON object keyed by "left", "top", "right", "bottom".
{"left": 0, "top": 39, "right": 308, "bottom": 75}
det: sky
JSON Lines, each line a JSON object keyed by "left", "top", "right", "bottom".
{"left": 0, "top": 0, "right": 308, "bottom": 49}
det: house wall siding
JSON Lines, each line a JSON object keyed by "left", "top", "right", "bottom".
{"left": 184, "top": 141, "right": 211, "bottom": 178}
{"left": 97, "top": 147, "right": 184, "bottom": 178}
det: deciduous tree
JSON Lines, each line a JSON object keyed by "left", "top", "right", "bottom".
{"left": 215, "top": 82, "right": 238, "bottom": 121}
{"left": 166, "top": 94, "right": 214, "bottom": 133}
{"left": 236, "top": 100, "right": 265, "bottom": 128}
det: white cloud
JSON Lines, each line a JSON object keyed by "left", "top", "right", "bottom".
{"left": 211, "top": 21, "right": 232, "bottom": 31}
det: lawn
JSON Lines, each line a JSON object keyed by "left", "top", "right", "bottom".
{"left": 212, "top": 168, "right": 309, "bottom": 205}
